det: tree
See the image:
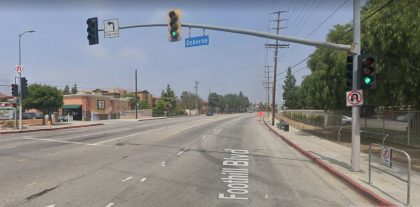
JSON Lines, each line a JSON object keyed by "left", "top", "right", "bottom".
{"left": 124, "top": 92, "right": 137, "bottom": 110}
{"left": 295, "top": 23, "right": 352, "bottom": 110}
{"left": 283, "top": 67, "right": 299, "bottom": 108}
{"left": 63, "top": 85, "right": 70, "bottom": 95}
{"left": 361, "top": 0, "right": 420, "bottom": 107}
{"left": 180, "top": 91, "right": 201, "bottom": 110}
{"left": 153, "top": 99, "right": 166, "bottom": 116}
{"left": 23, "top": 84, "right": 63, "bottom": 124}
{"left": 139, "top": 99, "right": 149, "bottom": 109}
{"left": 71, "top": 83, "right": 78, "bottom": 94}
{"left": 160, "top": 84, "right": 178, "bottom": 115}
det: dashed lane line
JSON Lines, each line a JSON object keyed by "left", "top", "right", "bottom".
{"left": 105, "top": 203, "right": 114, "bottom": 207}
{"left": 22, "top": 137, "right": 100, "bottom": 146}
{"left": 121, "top": 176, "right": 133, "bottom": 182}
{"left": 140, "top": 178, "right": 147, "bottom": 182}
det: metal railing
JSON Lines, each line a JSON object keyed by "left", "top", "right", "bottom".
{"left": 368, "top": 143, "right": 411, "bottom": 206}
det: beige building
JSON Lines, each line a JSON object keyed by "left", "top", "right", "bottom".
{"left": 63, "top": 93, "right": 130, "bottom": 121}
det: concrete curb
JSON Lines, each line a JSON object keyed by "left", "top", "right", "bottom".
{"left": 264, "top": 121, "right": 396, "bottom": 207}
{"left": 0, "top": 123, "right": 104, "bottom": 134}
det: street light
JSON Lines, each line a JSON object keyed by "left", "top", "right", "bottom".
{"left": 18, "top": 29, "right": 35, "bottom": 130}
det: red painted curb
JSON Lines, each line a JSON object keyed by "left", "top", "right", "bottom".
{"left": 0, "top": 123, "right": 104, "bottom": 134}
{"left": 264, "top": 121, "right": 396, "bottom": 207}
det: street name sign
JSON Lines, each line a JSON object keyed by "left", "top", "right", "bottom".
{"left": 104, "top": 19, "right": 119, "bottom": 38}
{"left": 185, "top": 35, "right": 209, "bottom": 48}
{"left": 15, "top": 65, "right": 23, "bottom": 73}
{"left": 346, "top": 90, "right": 363, "bottom": 107}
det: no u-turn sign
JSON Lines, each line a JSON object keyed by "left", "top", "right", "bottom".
{"left": 346, "top": 90, "right": 363, "bottom": 107}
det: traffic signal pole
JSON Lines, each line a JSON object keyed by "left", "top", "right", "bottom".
{"left": 351, "top": 0, "right": 361, "bottom": 171}
{"left": 18, "top": 34, "right": 22, "bottom": 130}
{"left": 97, "top": 24, "right": 351, "bottom": 52}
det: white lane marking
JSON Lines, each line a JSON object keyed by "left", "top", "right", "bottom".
{"left": 140, "top": 178, "right": 147, "bottom": 182}
{"left": 7, "top": 146, "right": 17, "bottom": 149}
{"left": 26, "top": 182, "right": 36, "bottom": 187}
{"left": 29, "top": 128, "right": 131, "bottom": 140}
{"left": 45, "top": 205, "right": 55, "bottom": 207}
{"left": 105, "top": 203, "right": 114, "bottom": 207}
{"left": 92, "top": 124, "right": 177, "bottom": 145}
{"left": 92, "top": 118, "right": 218, "bottom": 145}
{"left": 176, "top": 151, "right": 183, "bottom": 156}
{"left": 201, "top": 135, "right": 207, "bottom": 139}
{"left": 18, "top": 159, "right": 26, "bottom": 162}
{"left": 160, "top": 161, "right": 166, "bottom": 167}
{"left": 22, "top": 137, "right": 99, "bottom": 146}
{"left": 265, "top": 193, "right": 269, "bottom": 199}
{"left": 121, "top": 176, "right": 133, "bottom": 182}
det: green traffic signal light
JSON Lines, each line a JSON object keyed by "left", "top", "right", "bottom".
{"left": 359, "top": 55, "right": 376, "bottom": 90}
{"left": 364, "top": 76, "right": 372, "bottom": 84}
{"left": 168, "top": 9, "right": 182, "bottom": 42}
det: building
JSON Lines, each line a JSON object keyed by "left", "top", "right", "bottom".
{"left": 136, "top": 90, "right": 155, "bottom": 108}
{"left": 62, "top": 93, "right": 130, "bottom": 121}
{"left": 91, "top": 88, "right": 127, "bottom": 98}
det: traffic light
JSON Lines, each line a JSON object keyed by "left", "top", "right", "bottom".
{"left": 168, "top": 9, "right": 182, "bottom": 42}
{"left": 11, "top": 84, "right": 18, "bottom": 97}
{"left": 21, "top": 77, "right": 28, "bottom": 98}
{"left": 346, "top": 55, "right": 353, "bottom": 89}
{"left": 86, "top": 17, "right": 99, "bottom": 45}
{"left": 359, "top": 55, "right": 376, "bottom": 89}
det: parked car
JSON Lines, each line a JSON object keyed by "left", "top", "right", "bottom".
{"left": 341, "top": 116, "right": 352, "bottom": 125}
{"left": 206, "top": 112, "right": 213, "bottom": 116}
{"left": 22, "top": 112, "right": 41, "bottom": 119}
{"left": 396, "top": 113, "right": 414, "bottom": 122}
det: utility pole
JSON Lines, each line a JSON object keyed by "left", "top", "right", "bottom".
{"left": 208, "top": 87, "right": 211, "bottom": 113}
{"left": 267, "top": 11, "right": 289, "bottom": 126}
{"left": 135, "top": 69, "right": 138, "bottom": 119}
{"left": 194, "top": 81, "right": 199, "bottom": 114}
{"left": 351, "top": 0, "right": 361, "bottom": 171}
{"left": 263, "top": 65, "right": 272, "bottom": 113}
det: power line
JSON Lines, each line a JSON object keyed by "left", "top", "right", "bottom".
{"left": 290, "top": 56, "right": 310, "bottom": 69}
{"left": 305, "top": 0, "right": 350, "bottom": 39}
{"left": 280, "top": 0, "right": 350, "bottom": 59}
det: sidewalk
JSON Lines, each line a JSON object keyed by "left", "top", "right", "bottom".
{"left": 0, "top": 121, "right": 104, "bottom": 134}
{"left": 264, "top": 118, "right": 419, "bottom": 207}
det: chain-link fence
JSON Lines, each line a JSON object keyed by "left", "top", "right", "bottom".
{"left": 282, "top": 107, "right": 420, "bottom": 147}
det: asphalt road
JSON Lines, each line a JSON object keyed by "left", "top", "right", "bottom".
{"left": 0, "top": 114, "right": 371, "bottom": 207}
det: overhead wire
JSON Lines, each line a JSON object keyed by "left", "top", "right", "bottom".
{"left": 280, "top": 0, "right": 351, "bottom": 59}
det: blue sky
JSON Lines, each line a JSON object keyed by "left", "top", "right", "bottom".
{"left": 0, "top": 0, "right": 356, "bottom": 104}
